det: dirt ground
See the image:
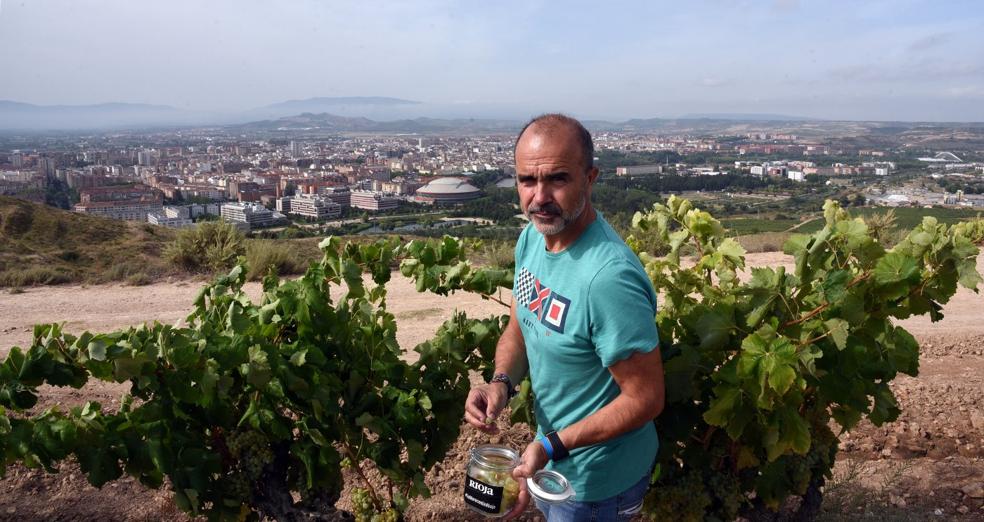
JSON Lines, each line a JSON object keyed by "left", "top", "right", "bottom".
{"left": 0, "top": 253, "right": 982, "bottom": 521}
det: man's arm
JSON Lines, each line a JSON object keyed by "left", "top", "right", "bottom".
{"left": 463, "top": 300, "right": 529, "bottom": 432}
{"left": 556, "top": 345, "right": 664, "bottom": 450}
{"left": 506, "top": 346, "right": 664, "bottom": 520}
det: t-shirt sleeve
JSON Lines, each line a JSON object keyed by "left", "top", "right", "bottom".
{"left": 588, "top": 259, "right": 660, "bottom": 367}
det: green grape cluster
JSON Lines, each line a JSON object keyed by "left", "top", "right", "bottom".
{"left": 350, "top": 487, "right": 376, "bottom": 522}
{"left": 705, "top": 471, "right": 742, "bottom": 520}
{"left": 229, "top": 431, "right": 273, "bottom": 474}
{"left": 788, "top": 455, "right": 812, "bottom": 494}
{"left": 225, "top": 472, "right": 251, "bottom": 500}
{"left": 370, "top": 509, "right": 399, "bottom": 522}
{"left": 225, "top": 429, "right": 274, "bottom": 497}
{"left": 643, "top": 470, "right": 711, "bottom": 522}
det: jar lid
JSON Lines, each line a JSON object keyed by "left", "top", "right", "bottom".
{"left": 526, "top": 470, "right": 575, "bottom": 504}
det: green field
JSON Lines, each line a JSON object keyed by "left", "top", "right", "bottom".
{"left": 721, "top": 218, "right": 800, "bottom": 235}
{"left": 793, "top": 206, "right": 982, "bottom": 235}
{"left": 723, "top": 206, "right": 982, "bottom": 237}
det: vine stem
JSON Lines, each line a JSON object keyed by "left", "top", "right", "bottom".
{"left": 782, "top": 272, "right": 870, "bottom": 328}
{"left": 799, "top": 332, "right": 829, "bottom": 347}
{"left": 343, "top": 442, "right": 384, "bottom": 512}
{"left": 481, "top": 292, "right": 510, "bottom": 308}
{"left": 701, "top": 425, "right": 717, "bottom": 450}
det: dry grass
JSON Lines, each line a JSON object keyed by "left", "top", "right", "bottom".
{"left": 817, "top": 459, "right": 920, "bottom": 521}
{"left": 244, "top": 239, "right": 310, "bottom": 280}
{"left": 0, "top": 196, "right": 176, "bottom": 287}
{"left": 0, "top": 266, "right": 73, "bottom": 287}
{"left": 736, "top": 231, "right": 791, "bottom": 253}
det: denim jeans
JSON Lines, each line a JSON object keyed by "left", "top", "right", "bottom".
{"left": 533, "top": 474, "right": 649, "bottom": 522}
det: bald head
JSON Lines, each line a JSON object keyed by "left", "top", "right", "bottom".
{"left": 515, "top": 113, "right": 594, "bottom": 173}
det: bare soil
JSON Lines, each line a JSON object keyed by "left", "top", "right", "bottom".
{"left": 0, "top": 253, "right": 982, "bottom": 521}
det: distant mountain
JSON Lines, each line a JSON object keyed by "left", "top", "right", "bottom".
{"left": 247, "top": 96, "right": 423, "bottom": 121}
{"left": 679, "top": 113, "right": 818, "bottom": 122}
{"left": 0, "top": 100, "right": 202, "bottom": 130}
{"left": 263, "top": 96, "right": 419, "bottom": 110}
{"left": 235, "top": 112, "right": 520, "bottom": 134}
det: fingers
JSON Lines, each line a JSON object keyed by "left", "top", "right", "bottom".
{"left": 503, "top": 475, "right": 530, "bottom": 520}
{"left": 464, "top": 388, "right": 499, "bottom": 432}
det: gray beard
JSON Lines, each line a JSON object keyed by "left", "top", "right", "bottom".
{"left": 528, "top": 195, "right": 587, "bottom": 237}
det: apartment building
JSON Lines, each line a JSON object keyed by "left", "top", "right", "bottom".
{"left": 350, "top": 190, "right": 400, "bottom": 211}
{"left": 287, "top": 194, "right": 342, "bottom": 220}
{"left": 73, "top": 185, "right": 164, "bottom": 221}
{"left": 220, "top": 202, "right": 287, "bottom": 229}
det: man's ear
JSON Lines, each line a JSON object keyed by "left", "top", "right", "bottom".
{"left": 587, "top": 166, "right": 599, "bottom": 185}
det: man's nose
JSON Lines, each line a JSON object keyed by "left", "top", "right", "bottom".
{"left": 532, "top": 181, "right": 553, "bottom": 205}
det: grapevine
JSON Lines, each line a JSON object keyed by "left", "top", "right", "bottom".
{"left": 0, "top": 236, "right": 511, "bottom": 520}
{"left": 631, "top": 196, "right": 982, "bottom": 517}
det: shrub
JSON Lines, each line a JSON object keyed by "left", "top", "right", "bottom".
{"left": 2, "top": 206, "right": 33, "bottom": 237}
{"left": 244, "top": 240, "right": 305, "bottom": 281}
{"left": 125, "top": 272, "right": 154, "bottom": 286}
{"left": 101, "top": 261, "right": 144, "bottom": 283}
{"left": 479, "top": 240, "right": 515, "bottom": 269}
{"left": 58, "top": 250, "right": 81, "bottom": 262}
{"left": 737, "top": 231, "right": 791, "bottom": 253}
{"left": 164, "top": 221, "right": 245, "bottom": 274}
{"left": 863, "top": 209, "right": 898, "bottom": 246}
{"left": 0, "top": 266, "right": 72, "bottom": 287}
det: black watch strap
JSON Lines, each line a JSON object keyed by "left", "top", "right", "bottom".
{"left": 490, "top": 373, "right": 516, "bottom": 399}
{"left": 545, "top": 430, "right": 569, "bottom": 461}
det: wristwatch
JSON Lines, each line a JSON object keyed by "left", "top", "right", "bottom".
{"left": 540, "top": 430, "right": 570, "bottom": 461}
{"left": 489, "top": 373, "right": 517, "bottom": 399}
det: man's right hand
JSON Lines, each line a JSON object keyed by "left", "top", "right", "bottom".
{"left": 464, "top": 382, "right": 510, "bottom": 433}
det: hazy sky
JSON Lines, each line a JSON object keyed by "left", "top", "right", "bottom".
{"left": 1, "top": 0, "right": 983, "bottom": 121}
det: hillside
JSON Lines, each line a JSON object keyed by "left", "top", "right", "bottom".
{"left": 0, "top": 196, "right": 177, "bottom": 287}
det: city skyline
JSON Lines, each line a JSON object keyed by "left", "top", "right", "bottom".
{"left": 1, "top": 0, "right": 983, "bottom": 122}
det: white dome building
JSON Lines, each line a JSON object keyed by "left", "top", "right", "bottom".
{"left": 415, "top": 177, "right": 483, "bottom": 205}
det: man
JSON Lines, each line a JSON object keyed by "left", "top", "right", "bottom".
{"left": 464, "top": 114, "right": 665, "bottom": 521}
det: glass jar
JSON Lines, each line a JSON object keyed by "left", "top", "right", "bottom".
{"left": 464, "top": 445, "right": 521, "bottom": 517}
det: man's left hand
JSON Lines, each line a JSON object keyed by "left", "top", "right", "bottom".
{"left": 503, "top": 441, "right": 548, "bottom": 520}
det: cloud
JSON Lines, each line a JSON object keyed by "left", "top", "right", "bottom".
{"left": 700, "top": 77, "right": 729, "bottom": 87}
{"left": 907, "top": 32, "right": 952, "bottom": 53}
{"left": 944, "top": 85, "right": 984, "bottom": 98}
{"left": 830, "top": 60, "right": 984, "bottom": 82}
{"left": 772, "top": 0, "right": 799, "bottom": 12}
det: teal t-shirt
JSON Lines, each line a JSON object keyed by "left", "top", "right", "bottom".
{"left": 513, "top": 214, "right": 660, "bottom": 502}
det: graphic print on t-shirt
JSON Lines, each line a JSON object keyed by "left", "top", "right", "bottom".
{"left": 515, "top": 267, "right": 571, "bottom": 334}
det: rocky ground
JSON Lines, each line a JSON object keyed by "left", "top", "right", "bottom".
{"left": 0, "top": 253, "right": 981, "bottom": 521}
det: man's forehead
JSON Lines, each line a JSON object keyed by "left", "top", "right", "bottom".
{"left": 516, "top": 130, "right": 583, "bottom": 161}
{"left": 517, "top": 122, "right": 580, "bottom": 148}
